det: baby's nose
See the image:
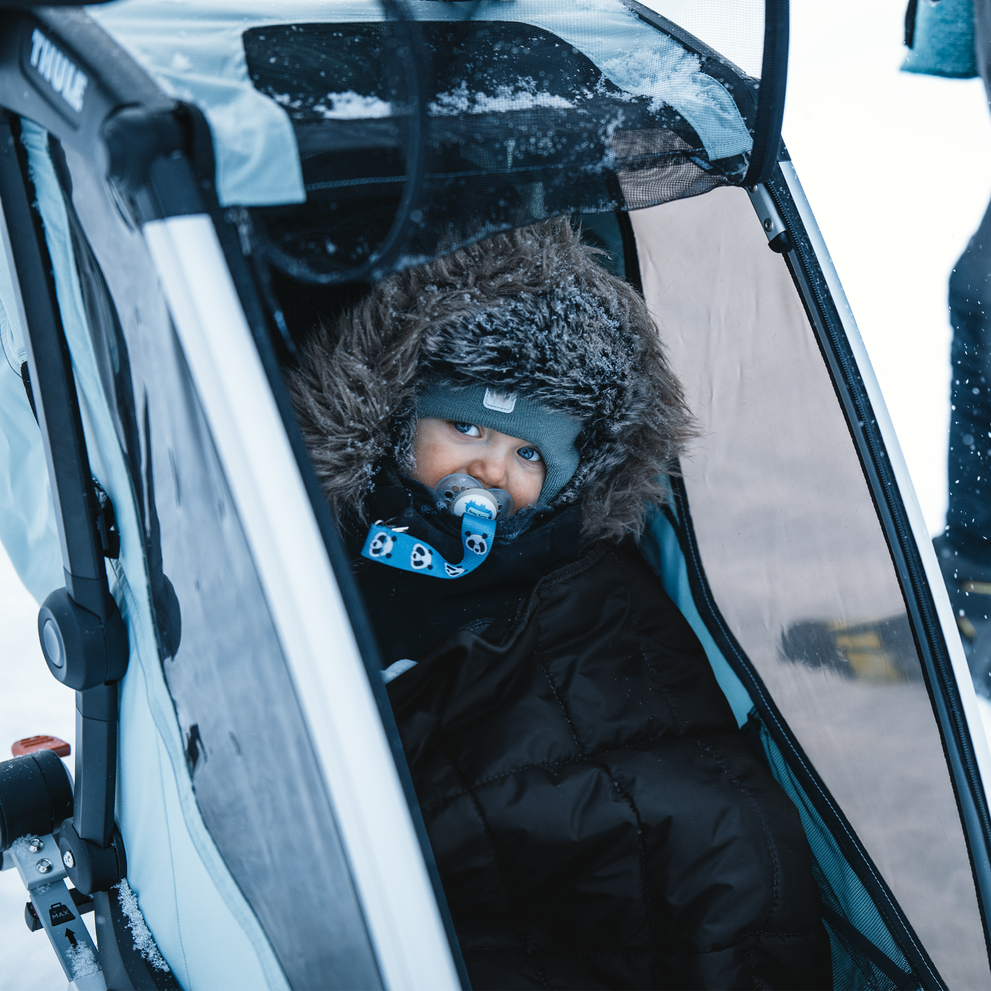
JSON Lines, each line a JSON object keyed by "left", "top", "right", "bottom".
{"left": 466, "top": 453, "right": 506, "bottom": 488}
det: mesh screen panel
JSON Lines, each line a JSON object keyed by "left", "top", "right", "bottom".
{"left": 632, "top": 187, "right": 991, "bottom": 990}
{"left": 242, "top": 13, "right": 749, "bottom": 280}
{"left": 639, "top": 0, "right": 766, "bottom": 78}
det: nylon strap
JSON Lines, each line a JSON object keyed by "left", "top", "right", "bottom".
{"left": 361, "top": 502, "right": 497, "bottom": 579}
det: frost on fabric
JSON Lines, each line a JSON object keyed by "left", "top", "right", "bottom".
{"left": 115, "top": 880, "right": 170, "bottom": 973}
{"left": 599, "top": 45, "right": 746, "bottom": 160}
{"left": 316, "top": 91, "right": 393, "bottom": 119}
{"left": 571, "top": 0, "right": 637, "bottom": 12}
{"left": 271, "top": 90, "right": 392, "bottom": 118}
{"left": 429, "top": 78, "right": 574, "bottom": 116}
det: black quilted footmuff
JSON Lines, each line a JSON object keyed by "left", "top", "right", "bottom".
{"left": 389, "top": 541, "right": 832, "bottom": 990}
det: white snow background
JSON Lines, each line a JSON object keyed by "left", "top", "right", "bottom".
{"left": 1, "top": 0, "right": 990, "bottom": 985}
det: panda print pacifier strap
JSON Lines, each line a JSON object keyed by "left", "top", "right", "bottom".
{"left": 362, "top": 506, "right": 497, "bottom": 579}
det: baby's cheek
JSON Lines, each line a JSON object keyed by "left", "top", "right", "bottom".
{"left": 411, "top": 428, "right": 457, "bottom": 487}
{"left": 514, "top": 468, "right": 545, "bottom": 509}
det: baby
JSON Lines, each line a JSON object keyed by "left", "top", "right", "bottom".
{"left": 289, "top": 218, "right": 831, "bottom": 990}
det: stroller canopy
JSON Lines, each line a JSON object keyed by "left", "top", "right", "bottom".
{"left": 87, "top": 0, "right": 764, "bottom": 280}
{"left": 1, "top": 2, "right": 990, "bottom": 990}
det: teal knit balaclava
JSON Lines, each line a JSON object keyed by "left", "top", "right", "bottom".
{"left": 416, "top": 384, "right": 583, "bottom": 503}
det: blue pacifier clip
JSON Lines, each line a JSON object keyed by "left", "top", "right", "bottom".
{"left": 362, "top": 475, "right": 510, "bottom": 579}
{"left": 362, "top": 500, "right": 497, "bottom": 579}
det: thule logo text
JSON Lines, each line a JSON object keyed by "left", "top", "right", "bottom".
{"left": 29, "top": 29, "right": 88, "bottom": 114}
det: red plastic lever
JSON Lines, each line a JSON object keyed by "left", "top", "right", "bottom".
{"left": 11, "top": 735, "right": 71, "bottom": 758}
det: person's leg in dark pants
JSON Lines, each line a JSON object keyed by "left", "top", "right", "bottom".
{"left": 946, "top": 199, "right": 991, "bottom": 564}
{"left": 937, "top": 204, "right": 991, "bottom": 695}
{"left": 935, "top": 0, "right": 991, "bottom": 695}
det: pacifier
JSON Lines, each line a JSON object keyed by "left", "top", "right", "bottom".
{"left": 364, "top": 475, "right": 501, "bottom": 580}
{"left": 433, "top": 474, "right": 513, "bottom": 518}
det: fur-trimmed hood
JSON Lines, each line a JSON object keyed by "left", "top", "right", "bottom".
{"left": 287, "top": 217, "right": 695, "bottom": 542}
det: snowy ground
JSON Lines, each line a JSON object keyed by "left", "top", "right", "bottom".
{"left": 1, "top": 0, "right": 991, "bottom": 986}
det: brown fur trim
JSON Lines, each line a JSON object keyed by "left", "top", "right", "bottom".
{"left": 286, "top": 217, "right": 696, "bottom": 542}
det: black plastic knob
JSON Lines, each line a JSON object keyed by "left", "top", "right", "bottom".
{"left": 58, "top": 821, "right": 127, "bottom": 895}
{"left": 0, "top": 750, "right": 73, "bottom": 852}
{"left": 38, "top": 588, "right": 128, "bottom": 691}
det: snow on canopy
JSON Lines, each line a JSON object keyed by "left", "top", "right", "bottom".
{"left": 88, "top": 0, "right": 752, "bottom": 205}
{"left": 88, "top": 0, "right": 755, "bottom": 276}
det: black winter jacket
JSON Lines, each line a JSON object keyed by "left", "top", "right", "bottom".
{"left": 354, "top": 499, "right": 832, "bottom": 989}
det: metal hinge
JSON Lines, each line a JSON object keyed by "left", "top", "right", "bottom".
{"left": 746, "top": 184, "right": 793, "bottom": 254}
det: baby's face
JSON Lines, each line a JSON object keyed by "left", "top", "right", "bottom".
{"left": 412, "top": 418, "right": 546, "bottom": 513}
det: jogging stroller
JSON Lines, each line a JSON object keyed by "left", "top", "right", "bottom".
{"left": 0, "top": 1, "right": 988, "bottom": 988}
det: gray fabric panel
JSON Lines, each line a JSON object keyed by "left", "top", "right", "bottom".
{"left": 58, "top": 138, "right": 382, "bottom": 990}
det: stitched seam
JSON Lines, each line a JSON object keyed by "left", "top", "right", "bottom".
{"left": 537, "top": 541, "right": 610, "bottom": 590}
{"left": 695, "top": 738, "right": 782, "bottom": 930}
{"left": 535, "top": 603, "right": 584, "bottom": 756}
{"left": 420, "top": 737, "right": 712, "bottom": 815}
{"left": 637, "top": 635, "right": 685, "bottom": 733}
{"left": 420, "top": 736, "right": 682, "bottom": 812}
{"left": 473, "top": 544, "right": 611, "bottom": 651}
{"left": 588, "top": 757, "right": 659, "bottom": 984}
{"left": 434, "top": 733, "right": 553, "bottom": 991}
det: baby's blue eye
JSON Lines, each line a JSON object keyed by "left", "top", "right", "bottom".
{"left": 518, "top": 446, "right": 542, "bottom": 463}
{"left": 453, "top": 422, "right": 481, "bottom": 437}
